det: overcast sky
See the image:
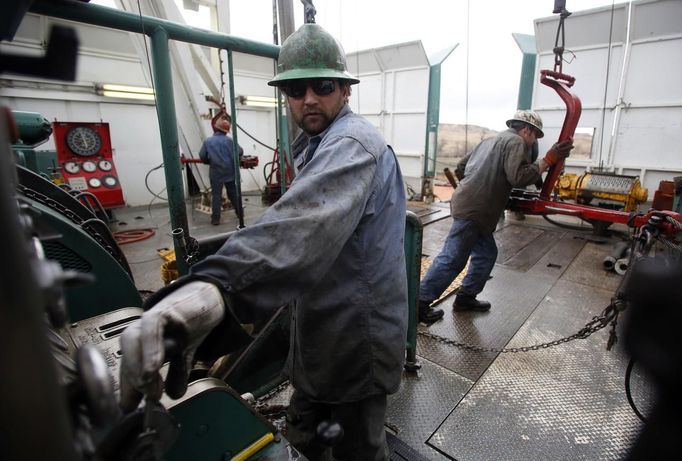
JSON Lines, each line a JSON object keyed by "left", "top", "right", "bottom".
{"left": 97, "top": 0, "right": 620, "bottom": 130}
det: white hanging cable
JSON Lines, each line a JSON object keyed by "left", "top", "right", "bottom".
{"left": 464, "top": 0, "right": 471, "bottom": 157}
{"left": 596, "top": 0, "right": 617, "bottom": 168}
{"left": 606, "top": 1, "right": 633, "bottom": 167}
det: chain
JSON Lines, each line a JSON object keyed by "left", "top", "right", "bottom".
{"left": 217, "top": 49, "right": 226, "bottom": 111}
{"left": 667, "top": 215, "right": 682, "bottom": 231}
{"left": 552, "top": 8, "right": 573, "bottom": 74}
{"left": 184, "top": 235, "right": 200, "bottom": 266}
{"left": 19, "top": 185, "right": 129, "bottom": 271}
{"left": 253, "top": 379, "right": 291, "bottom": 419}
{"left": 418, "top": 302, "right": 619, "bottom": 354}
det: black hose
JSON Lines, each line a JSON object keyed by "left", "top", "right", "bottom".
{"left": 625, "top": 358, "right": 647, "bottom": 423}
{"left": 541, "top": 213, "right": 592, "bottom": 231}
{"left": 144, "top": 163, "right": 168, "bottom": 201}
{"left": 541, "top": 213, "right": 634, "bottom": 240}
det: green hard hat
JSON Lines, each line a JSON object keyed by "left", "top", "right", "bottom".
{"left": 268, "top": 24, "right": 359, "bottom": 86}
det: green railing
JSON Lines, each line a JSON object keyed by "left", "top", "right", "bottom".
{"left": 404, "top": 211, "right": 423, "bottom": 369}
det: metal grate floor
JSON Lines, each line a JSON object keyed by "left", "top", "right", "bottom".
{"left": 429, "top": 278, "right": 650, "bottom": 460}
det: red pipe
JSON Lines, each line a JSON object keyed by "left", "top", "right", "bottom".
{"left": 539, "top": 69, "right": 582, "bottom": 200}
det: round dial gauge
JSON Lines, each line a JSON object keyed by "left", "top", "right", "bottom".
{"left": 66, "top": 126, "right": 102, "bottom": 157}
{"left": 88, "top": 177, "right": 102, "bottom": 188}
{"left": 102, "top": 175, "right": 118, "bottom": 188}
{"left": 82, "top": 161, "right": 97, "bottom": 173}
{"left": 98, "top": 159, "right": 113, "bottom": 171}
{"left": 64, "top": 161, "right": 80, "bottom": 174}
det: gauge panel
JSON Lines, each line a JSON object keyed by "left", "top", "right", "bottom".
{"left": 53, "top": 121, "right": 124, "bottom": 209}
{"left": 66, "top": 126, "right": 102, "bottom": 157}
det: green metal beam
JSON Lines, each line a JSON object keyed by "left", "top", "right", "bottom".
{"left": 227, "top": 50, "right": 244, "bottom": 229}
{"left": 29, "top": 0, "right": 279, "bottom": 59}
{"left": 512, "top": 33, "right": 537, "bottom": 110}
{"left": 423, "top": 44, "right": 458, "bottom": 180}
{"left": 277, "top": 98, "right": 290, "bottom": 197}
{"left": 404, "top": 211, "right": 423, "bottom": 370}
{"left": 149, "top": 28, "right": 189, "bottom": 274}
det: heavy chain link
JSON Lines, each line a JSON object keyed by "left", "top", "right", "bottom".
{"left": 184, "top": 235, "right": 200, "bottom": 266}
{"left": 418, "top": 302, "right": 619, "bottom": 354}
{"left": 253, "top": 379, "right": 291, "bottom": 419}
{"left": 19, "top": 185, "right": 130, "bottom": 271}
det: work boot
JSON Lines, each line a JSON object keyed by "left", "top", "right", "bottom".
{"left": 453, "top": 294, "right": 491, "bottom": 312}
{"left": 418, "top": 300, "right": 444, "bottom": 324}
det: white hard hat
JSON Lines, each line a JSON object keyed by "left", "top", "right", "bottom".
{"left": 506, "top": 110, "right": 544, "bottom": 138}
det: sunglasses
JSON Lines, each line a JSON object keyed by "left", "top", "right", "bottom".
{"left": 281, "top": 79, "right": 337, "bottom": 99}
{"left": 526, "top": 125, "right": 541, "bottom": 138}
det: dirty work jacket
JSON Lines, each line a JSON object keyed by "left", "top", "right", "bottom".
{"left": 191, "top": 104, "right": 408, "bottom": 403}
{"left": 451, "top": 128, "right": 542, "bottom": 234}
{"left": 199, "top": 131, "right": 241, "bottom": 183}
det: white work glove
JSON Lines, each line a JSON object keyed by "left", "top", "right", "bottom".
{"left": 119, "top": 281, "right": 225, "bottom": 412}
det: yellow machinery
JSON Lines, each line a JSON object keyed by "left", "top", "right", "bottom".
{"left": 557, "top": 172, "right": 648, "bottom": 212}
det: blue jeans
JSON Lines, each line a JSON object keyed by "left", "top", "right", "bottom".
{"left": 419, "top": 218, "right": 497, "bottom": 302}
{"left": 210, "top": 178, "right": 242, "bottom": 220}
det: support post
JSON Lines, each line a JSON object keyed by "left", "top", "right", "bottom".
{"left": 227, "top": 50, "right": 244, "bottom": 228}
{"left": 150, "top": 27, "right": 189, "bottom": 274}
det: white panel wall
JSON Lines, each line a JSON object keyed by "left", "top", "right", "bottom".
{"left": 533, "top": 0, "right": 682, "bottom": 197}
{"left": 99, "top": 104, "right": 166, "bottom": 206}
{"left": 348, "top": 42, "right": 430, "bottom": 193}
{"left": 350, "top": 73, "right": 383, "bottom": 116}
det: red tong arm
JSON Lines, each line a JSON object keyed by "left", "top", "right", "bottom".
{"left": 539, "top": 69, "right": 582, "bottom": 200}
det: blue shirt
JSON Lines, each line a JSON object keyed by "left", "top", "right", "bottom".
{"left": 191, "top": 105, "right": 408, "bottom": 402}
{"left": 199, "top": 132, "right": 240, "bottom": 183}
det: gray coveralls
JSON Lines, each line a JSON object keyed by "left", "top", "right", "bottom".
{"left": 191, "top": 105, "right": 408, "bottom": 460}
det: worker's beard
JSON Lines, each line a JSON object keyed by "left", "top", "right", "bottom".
{"left": 298, "top": 111, "right": 334, "bottom": 136}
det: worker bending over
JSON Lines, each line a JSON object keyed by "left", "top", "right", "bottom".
{"left": 418, "top": 110, "right": 573, "bottom": 323}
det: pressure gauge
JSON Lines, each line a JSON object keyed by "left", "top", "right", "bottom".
{"left": 98, "top": 159, "right": 113, "bottom": 171}
{"left": 63, "top": 161, "right": 80, "bottom": 174}
{"left": 66, "top": 126, "right": 102, "bottom": 157}
{"left": 88, "top": 177, "right": 102, "bottom": 188}
{"left": 102, "top": 175, "right": 118, "bottom": 188}
{"left": 82, "top": 161, "right": 97, "bottom": 173}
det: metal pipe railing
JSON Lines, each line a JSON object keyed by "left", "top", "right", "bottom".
{"left": 227, "top": 50, "right": 244, "bottom": 229}
{"left": 29, "top": 0, "right": 280, "bottom": 274}
{"left": 29, "top": 0, "right": 279, "bottom": 59}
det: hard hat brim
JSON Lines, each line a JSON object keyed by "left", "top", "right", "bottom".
{"left": 268, "top": 68, "right": 360, "bottom": 86}
{"left": 506, "top": 118, "right": 544, "bottom": 138}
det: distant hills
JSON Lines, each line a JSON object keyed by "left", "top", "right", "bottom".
{"left": 437, "top": 123, "right": 593, "bottom": 165}
{"left": 438, "top": 124, "right": 498, "bottom": 161}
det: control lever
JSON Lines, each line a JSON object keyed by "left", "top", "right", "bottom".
{"left": 98, "top": 339, "right": 182, "bottom": 461}
{"left": 315, "top": 420, "right": 344, "bottom": 448}
{"left": 76, "top": 345, "right": 121, "bottom": 428}
{"left": 126, "top": 338, "right": 183, "bottom": 460}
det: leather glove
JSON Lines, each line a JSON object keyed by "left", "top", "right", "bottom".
{"left": 119, "top": 281, "right": 225, "bottom": 412}
{"left": 543, "top": 139, "right": 574, "bottom": 167}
